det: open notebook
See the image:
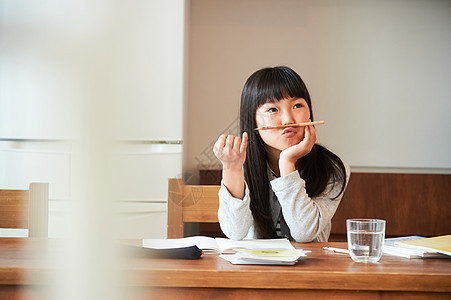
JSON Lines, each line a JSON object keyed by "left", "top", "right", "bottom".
{"left": 142, "top": 236, "right": 295, "bottom": 254}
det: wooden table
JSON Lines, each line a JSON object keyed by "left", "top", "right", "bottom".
{"left": 1, "top": 238, "right": 450, "bottom": 299}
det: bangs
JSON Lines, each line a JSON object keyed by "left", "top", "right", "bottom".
{"left": 254, "top": 67, "right": 308, "bottom": 106}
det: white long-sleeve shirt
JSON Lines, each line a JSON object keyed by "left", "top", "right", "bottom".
{"left": 218, "top": 163, "right": 350, "bottom": 242}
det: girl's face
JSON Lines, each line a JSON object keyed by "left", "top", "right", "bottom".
{"left": 255, "top": 97, "right": 311, "bottom": 152}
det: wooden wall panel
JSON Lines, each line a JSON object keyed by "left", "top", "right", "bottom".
{"left": 332, "top": 173, "right": 451, "bottom": 236}
{"left": 198, "top": 170, "right": 451, "bottom": 238}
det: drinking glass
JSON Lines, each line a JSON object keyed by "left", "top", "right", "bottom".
{"left": 346, "top": 219, "right": 386, "bottom": 263}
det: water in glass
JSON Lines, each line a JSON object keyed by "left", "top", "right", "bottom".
{"left": 348, "top": 230, "right": 384, "bottom": 263}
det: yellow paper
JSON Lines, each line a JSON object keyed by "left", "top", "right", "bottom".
{"left": 396, "top": 235, "right": 451, "bottom": 256}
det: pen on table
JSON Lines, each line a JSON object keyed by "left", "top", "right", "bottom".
{"left": 322, "top": 247, "right": 349, "bottom": 254}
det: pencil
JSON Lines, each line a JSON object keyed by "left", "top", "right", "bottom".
{"left": 255, "top": 120, "right": 325, "bottom": 131}
{"left": 322, "top": 247, "right": 349, "bottom": 254}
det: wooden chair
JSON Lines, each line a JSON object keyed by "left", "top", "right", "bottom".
{"left": 167, "top": 178, "right": 220, "bottom": 238}
{"left": 0, "top": 183, "right": 49, "bottom": 237}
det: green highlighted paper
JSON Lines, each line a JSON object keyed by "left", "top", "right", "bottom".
{"left": 220, "top": 248, "right": 311, "bottom": 265}
{"left": 244, "top": 249, "right": 301, "bottom": 257}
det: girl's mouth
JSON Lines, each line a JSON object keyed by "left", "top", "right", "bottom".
{"left": 282, "top": 128, "right": 296, "bottom": 136}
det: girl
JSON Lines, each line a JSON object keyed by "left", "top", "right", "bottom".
{"left": 213, "top": 66, "right": 350, "bottom": 242}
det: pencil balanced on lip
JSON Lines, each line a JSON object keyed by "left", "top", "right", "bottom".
{"left": 254, "top": 120, "right": 325, "bottom": 131}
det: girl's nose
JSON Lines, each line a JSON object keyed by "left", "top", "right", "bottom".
{"left": 281, "top": 111, "right": 295, "bottom": 125}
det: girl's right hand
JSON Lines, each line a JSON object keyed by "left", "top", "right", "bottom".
{"left": 213, "top": 132, "right": 248, "bottom": 171}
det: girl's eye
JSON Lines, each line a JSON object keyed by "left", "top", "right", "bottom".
{"left": 267, "top": 107, "right": 278, "bottom": 113}
{"left": 293, "top": 103, "right": 303, "bottom": 109}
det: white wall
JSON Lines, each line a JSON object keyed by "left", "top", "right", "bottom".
{"left": 185, "top": 0, "right": 451, "bottom": 183}
{"left": 0, "top": 0, "right": 187, "bottom": 238}
{"left": 0, "top": 0, "right": 184, "bottom": 140}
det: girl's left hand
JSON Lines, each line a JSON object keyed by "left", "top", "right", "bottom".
{"left": 279, "top": 125, "right": 316, "bottom": 175}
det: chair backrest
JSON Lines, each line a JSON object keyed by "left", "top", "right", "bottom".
{"left": 167, "top": 178, "right": 220, "bottom": 238}
{"left": 0, "top": 183, "right": 49, "bottom": 237}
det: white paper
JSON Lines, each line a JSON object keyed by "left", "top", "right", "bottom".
{"left": 142, "top": 236, "right": 295, "bottom": 254}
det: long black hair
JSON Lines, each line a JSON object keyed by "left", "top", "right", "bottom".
{"left": 240, "top": 66, "right": 347, "bottom": 238}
